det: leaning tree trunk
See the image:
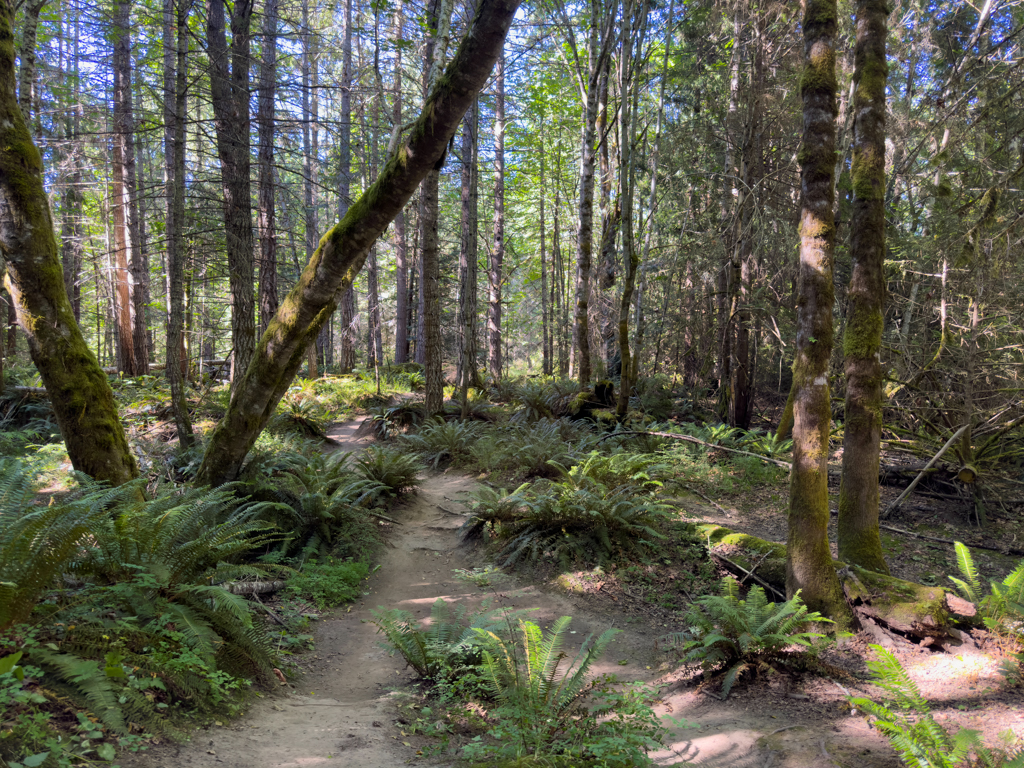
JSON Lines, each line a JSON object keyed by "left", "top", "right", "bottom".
{"left": 787, "top": 0, "right": 852, "bottom": 625}
{"left": 0, "top": 0, "right": 139, "bottom": 485}
{"left": 838, "top": 0, "right": 890, "bottom": 575}
{"left": 195, "top": 0, "right": 520, "bottom": 485}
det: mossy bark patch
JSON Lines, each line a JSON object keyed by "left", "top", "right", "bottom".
{"left": 843, "top": 566, "right": 949, "bottom": 636}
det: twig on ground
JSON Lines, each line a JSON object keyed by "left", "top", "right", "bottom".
{"left": 597, "top": 430, "right": 791, "bottom": 468}
{"left": 709, "top": 551, "right": 786, "bottom": 600}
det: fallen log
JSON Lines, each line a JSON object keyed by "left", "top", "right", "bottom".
{"left": 226, "top": 580, "right": 285, "bottom": 596}
{"left": 695, "top": 523, "right": 971, "bottom": 644}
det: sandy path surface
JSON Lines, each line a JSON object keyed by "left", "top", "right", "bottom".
{"left": 124, "top": 418, "right": 914, "bottom": 768}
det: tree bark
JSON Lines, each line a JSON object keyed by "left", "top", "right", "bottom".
{"left": 195, "top": 0, "right": 520, "bottom": 485}
{"left": 838, "top": 0, "right": 890, "bottom": 574}
{"left": 207, "top": 0, "right": 255, "bottom": 388}
{"left": 487, "top": 53, "right": 505, "bottom": 381}
{"left": 787, "top": 0, "right": 852, "bottom": 625}
{"left": 257, "top": 0, "right": 279, "bottom": 339}
{"left": 301, "top": 0, "right": 319, "bottom": 376}
{"left": 459, "top": 92, "right": 481, "bottom": 417}
{"left": 392, "top": 0, "right": 410, "bottom": 365}
{"left": 0, "top": 0, "right": 139, "bottom": 485}
{"left": 570, "top": 0, "right": 612, "bottom": 384}
{"left": 60, "top": 11, "right": 83, "bottom": 323}
{"left": 112, "top": 0, "right": 148, "bottom": 375}
{"left": 337, "top": 0, "right": 356, "bottom": 373}
{"left": 164, "top": 0, "right": 194, "bottom": 447}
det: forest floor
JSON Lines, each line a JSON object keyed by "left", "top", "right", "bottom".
{"left": 122, "top": 418, "right": 1024, "bottom": 768}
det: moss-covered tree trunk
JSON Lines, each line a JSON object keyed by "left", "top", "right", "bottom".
{"left": 838, "top": 0, "right": 890, "bottom": 574}
{"left": 787, "top": 0, "right": 851, "bottom": 625}
{"left": 0, "top": 0, "right": 139, "bottom": 485}
{"left": 195, "top": 0, "right": 520, "bottom": 486}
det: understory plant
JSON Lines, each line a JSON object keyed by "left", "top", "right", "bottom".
{"left": 849, "top": 645, "right": 1024, "bottom": 768}
{"left": 355, "top": 447, "right": 422, "bottom": 496}
{"left": 670, "top": 577, "right": 830, "bottom": 698}
{"left": 465, "top": 616, "right": 665, "bottom": 766}
{"left": 401, "top": 418, "right": 486, "bottom": 468}
{"left": 284, "top": 558, "right": 369, "bottom": 610}
{"left": 463, "top": 473, "right": 671, "bottom": 567}
{"left": 949, "top": 542, "right": 1024, "bottom": 680}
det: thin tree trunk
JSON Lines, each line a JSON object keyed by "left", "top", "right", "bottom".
{"left": 0, "top": 0, "right": 138, "bottom": 484}
{"left": 459, "top": 91, "right": 480, "bottom": 418}
{"left": 61, "top": 11, "right": 83, "bottom": 323}
{"left": 787, "top": 0, "right": 851, "bottom": 625}
{"left": 257, "top": 0, "right": 279, "bottom": 338}
{"left": 570, "top": 1, "right": 612, "bottom": 384}
{"left": 336, "top": 0, "right": 356, "bottom": 373}
{"left": 301, "top": 0, "right": 319, "bottom": 378}
{"left": 391, "top": 0, "right": 409, "bottom": 365}
{"left": 422, "top": 0, "right": 455, "bottom": 414}
{"left": 487, "top": 53, "right": 505, "bottom": 381}
{"left": 207, "top": 0, "right": 255, "bottom": 388}
{"left": 165, "top": 0, "right": 194, "bottom": 447}
{"left": 540, "top": 121, "right": 549, "bottom": 377}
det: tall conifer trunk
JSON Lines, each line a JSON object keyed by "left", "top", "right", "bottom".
{"left": 787, "top": 0, "right": 852, "bottom": 624}
{"left": 838, "top": 0, "right": 890, "bottom": 574}
{"left": 164, "top": 0, "right": 194, "bottom": 446}
{"left": 257, "top": 0, "right": 279, "bottom": 338}
{"left": 207, "top": 0, "right": 255, "bottom": 387}
{"left": 488, "top": 53, "right": 505, "bottom": 381}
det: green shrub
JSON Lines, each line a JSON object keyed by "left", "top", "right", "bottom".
{"left": 463, "top": 475, "right": 672, "bottom": 567}
{"left": 465, "top": 617, "right": 665, "bottom": 767}
{"left": 401, "top": 418, "right": 485, "bottom": 468}
{"left": 670, "top": 577, "right": 830, "bottom": 698}
{"left": 949, "top": 541, "right": 1024, "bottom": 626}
{"left": 356, "top": 447, "right": 422, "bottom": 496}
{"left": 371, "top": 598, "right": 515, "bottom": 689}
{"left": 849, "top": 645, "right": 1024, "bottom": 768}
{"left": 284, "top": 559, "right": 369, "bottom": 610}
{"left": 267, "top": 395, "right": 329, "bottom": 439}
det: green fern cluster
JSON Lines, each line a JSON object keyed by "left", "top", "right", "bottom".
{"left": 267, "top": 395, "right": 329, "bottom": 439}
{"left": 671, "top": 577, "right": 830, "bottom": 698}
{"left": 371, "top": 598, "right": 515, "bottom": 682}
{"left": 0, "top": 462, "right": 287, "bottom": 746}
{"left": 355, "top": 447, "right": 422, "bottom": 496}
{"left": 469, "top": 419, "right": 599, "bottom": 480}
{"left": 240, "top": 449, "right": 389, "bottom": 561}
{"left": 466, "top": 617, "right": 665, "bottom": 766}
{"left": 949, "top": 541, "right": 1024, "bottom": 626}
{"left": 0, "top": 460, "right": 112, "bottom": 629}
{"left": 401, "top": 418, "right": 486, "bottom": 468}
{"left": 463, "top": 470, "right": 672, "bottom": 568}
{"left": 850, "top": 645, "right": 1024, "bottom": 768}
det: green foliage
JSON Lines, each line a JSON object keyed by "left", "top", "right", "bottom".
{"left": 471, "top": 419, "right": 600, "bottom": 480}
{"left": 371, "top": 598, "right": 512, "bottom": 683}
{"left": 949, "top": 542, "right": 1024, "bottom": 625}
{"left": 401, "top": 417, "right": 486, "bottom": 468}
{"left": 0, "top": 460, "right": 113, "bottom": 630}
{"left": 670, "top": 577, "right": 831, "bottom": 698}
{"left": 849, "top": 646, "right": 1024, "bottom": 768}
{"left": 268, "top": 395, "right": 329, "bottom": 439}
{"left": 463, "top": 473, "right": 672, "bottom": 567}
{"left": 548, "top": 450, "right": 667, "bottom": 492}
{"left": 244, "top": 449, "right": 388, "bottom": 561}
{"left": 369, "top": 401, "right": 425, "bottom": 439}
{"left": 740, "top": 429, "right": 794, "bottom": 458}
{"left": 465, "top": 617, "right": 665, "bottom": 766}
{"left": 284, "top": 559, "right": 369, "bottom": 610}
{"left": 355, "top": 447, "right": 422, "bottom": 496}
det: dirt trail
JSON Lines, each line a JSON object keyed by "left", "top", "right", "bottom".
{"left": 126, "top": 419, "right": 907, "bottom": 768}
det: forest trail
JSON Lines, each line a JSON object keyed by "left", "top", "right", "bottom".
{"left": 124, "top": 418, "right": 897, "bottom": 768}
